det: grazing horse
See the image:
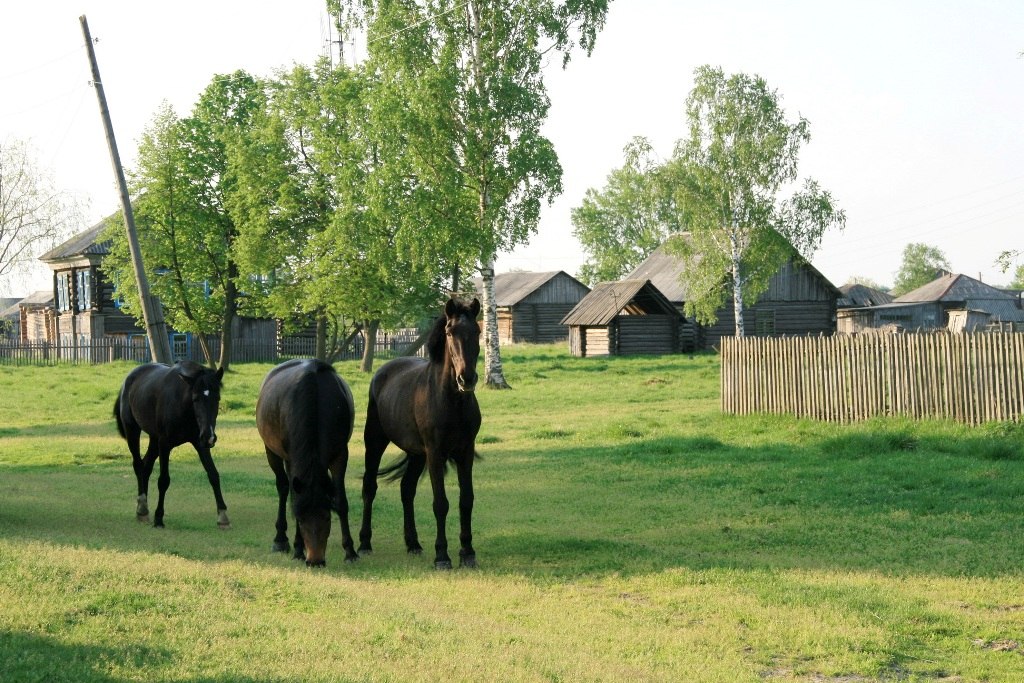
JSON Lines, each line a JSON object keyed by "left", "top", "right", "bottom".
{"left": 256, "top": 358, "right": 358, "bottom": 567}
{"left": 114, "top": 361, "right": 229, "bottom": 529}
{"left": 360, "top": 297, "right": 482, "bottom": 569}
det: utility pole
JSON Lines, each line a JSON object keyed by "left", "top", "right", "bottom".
{"left": 80, "top": 15, "right": 173, "bottom": 365}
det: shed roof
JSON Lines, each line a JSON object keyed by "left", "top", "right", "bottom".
{"left": 38, "top": 217, "right": 113, "bottom": 263}
{"left": 838, "top": 283, "right": 894, "bottom": 308}
{"left": 561, "top": 279, "right": 681, "bottom": 326}
{"left": 472, "top": 270, "right": 586, "bottom": 307}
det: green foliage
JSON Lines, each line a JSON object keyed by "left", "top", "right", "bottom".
{"left": 1, "top": 351, "right": 1024, "bottom": 681}
{"left": 1010, "top": 263, "right": 1024, "bottom": 289}
{"left": 662, "top": 66, "right": 846, "bottom": 333}
{"left": 891, "top": 242, "right": 951, "bottom": 296}
{"left": 572, "top": 137, "right": 676, "bottom": 285}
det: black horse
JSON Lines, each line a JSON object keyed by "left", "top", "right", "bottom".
{"left": 256, "top": 358, "right": 358, "bottom": 567}
{"left": 114, "top": 361, "right": 228, "bottom": 529}
{"left": 359, "top": 297, "right": 482, "bottom": 569}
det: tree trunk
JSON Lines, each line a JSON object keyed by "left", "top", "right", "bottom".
{"left": 480, "top": 259, "right": 510, "bottom": 389}
{"left": 359, "top": 319, "right": 379, "bottom": 373}
{"left": 730, "top": 229, "right": 745, "bottom": 338}
{"left": 315, "top": 311, "right": 327, "bottom": 362}
{"left": 196, "top": 333, "right": 215, "bottom": 367}
{"left": 217, "top": 263, "right": 239, "bottom": 370}
{"left": 400, "top": 326, "right": 430, "bottom": 357}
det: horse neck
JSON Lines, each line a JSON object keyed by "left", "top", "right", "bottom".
{"left": 429, "top": 351, "right": 460, "bottom": 398}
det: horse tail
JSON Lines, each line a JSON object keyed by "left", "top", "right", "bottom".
{"left": 378, "top": 454, "right": 412, "bottom": 482}
{"left": 113, "top": 392, "right": 126, "bottom": 439}
{"left": 288, "top": 362, "right": 335, "bottom": 514}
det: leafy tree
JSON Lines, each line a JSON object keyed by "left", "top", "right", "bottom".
{"left": 334, "top": 0, "right": 612, "bottom": 387}
{"left": 232, "top": 60, "right": 452, "bottom": 371}
{"left": 1011, "top": 264, "right": 1024, "bottom": 290}
{"left": 106, "top": 72, "right": 267, "bottom": 369}
{"left": 661, "top": 66, "right": 845, "bottom": 336}
{"left": 0, "top": 138, "right": 81, "bottom": 293}
{"left": 846, "top": 275, "right": 891, "bottom": 292}
{"left": 572, "top": 137, "right": 676, "bottom": 285}
{"left": 891, "top": 242, "right": 951, "bottom": 296}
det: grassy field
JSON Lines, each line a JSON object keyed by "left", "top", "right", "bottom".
{"left": 0, "top": 346, "right": 1023, "bottom": 682}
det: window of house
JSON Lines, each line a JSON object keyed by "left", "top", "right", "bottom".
{"left": 77, "top": 270, "right": 93, "bottom": 311}
{"left": 56, "top": 273, "right": 71, "bottom": 312}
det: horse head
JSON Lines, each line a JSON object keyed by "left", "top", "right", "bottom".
{"left": 444, "top": 297, "right": 481, "bottom": 393}
{"left": 292, "top": 474, "right": 333, "bottom": 567}
{"left": 180, "top": 364, "right": 224, "bottom": 448}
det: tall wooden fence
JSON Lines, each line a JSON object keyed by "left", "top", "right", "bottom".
{"left": 721, "top": 331, "right": 1024, "bottom": 425}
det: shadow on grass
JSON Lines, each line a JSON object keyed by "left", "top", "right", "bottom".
{"left": 0, "top": 426, "right": 1022, "bottom": 581}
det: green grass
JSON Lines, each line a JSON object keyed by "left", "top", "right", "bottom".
{"left": 1, "top": 347, "right": 1023, "bottom": 681}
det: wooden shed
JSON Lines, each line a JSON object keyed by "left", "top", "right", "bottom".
{"left": 473, "top": 270, "right": 590, "bottom": 344}
{"left": 627, "top": 240, "right": 841, "bottom": 350}
{"left": 561, "top": 279, "right": 685, "bottom": 357}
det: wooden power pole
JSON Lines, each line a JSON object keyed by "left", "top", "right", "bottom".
{"left": 80, "top": 14, "right": 173, "bottom": 365}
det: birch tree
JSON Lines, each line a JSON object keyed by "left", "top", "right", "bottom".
{"left": 0, "top": 138, "right": 80, "bottom": 292}
{"left": 333, "top": 0, "right": 611, "bottom": 387}
{"left": 665, "top": 66, "right": 845, "bottom": 336}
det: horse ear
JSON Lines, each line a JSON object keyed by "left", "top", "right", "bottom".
{"left": 470, "top": 298, "right": 481, "bottom": 318}
{"left": 215, "top": 366, "right": 225, "bottom": 383}
{"left": 444, "top": 298, "right": 458, "bottom": 318}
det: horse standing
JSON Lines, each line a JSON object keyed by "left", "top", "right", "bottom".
{"left": 360, "top": 298, "right": 482, "bottom": 569}
{"left": 256, "top": 358, "right": 358, "bottom": 567}
{"left": 114, "top": 361, "right": 229, "bottom": 529}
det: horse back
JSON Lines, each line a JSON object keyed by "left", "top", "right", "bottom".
{"left": 119, "top": 363, "right": 195, "bottom": 445}
{"left": 257, "top": 359, "right": 354, "bottom": 468}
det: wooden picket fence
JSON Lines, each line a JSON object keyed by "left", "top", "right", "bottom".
{"left": 721, "top": 331, "right": 1024, "bottom": 425}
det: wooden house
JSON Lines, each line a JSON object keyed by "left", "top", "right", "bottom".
{"left": 473, "top": 271, "right": 590, "bottom": 344}
{"left": 837, "top": 273, "right": 1024, "bottom": 334}
{"left": 36, "top": 217, "right": 145, "bottom": 343}
{"left": 627, "top": 241, "right": 842, "bottom": 350}
{"left": 837, "top": 283, "right": 894, "bottom": 309}
{"left": 561, "top": 279, "right": 685, "bottom": 357}
{"left": 13, "top": 291, "right": 56, "bottom": 342}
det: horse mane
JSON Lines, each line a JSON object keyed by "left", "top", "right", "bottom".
{"left": 425, "top": 314, "right": 448, "bottom": 364}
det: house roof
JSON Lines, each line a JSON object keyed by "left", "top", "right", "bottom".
{"left": 472, "top": 270, "right": 587, "bottom": 307}
{"left": 561, "top": 279, "right": 681, "bottom": 326}
{"left": 838, "top": 283, "right": 894, "bottom": 308}
{"left": 893, "top": 272, "right": 1010, "bottom": 304}
{"left": 626, "top": 238, "right": 841, "bottom": 303}
{"left": 0, "top": 298, "right": 22, "bottom": 319}
{"left": 37, "top": 216, "right": 114, "bottom": 263}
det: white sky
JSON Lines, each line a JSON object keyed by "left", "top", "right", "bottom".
{"left": 2, "top": 0, "right": 1023, "bottom": 298}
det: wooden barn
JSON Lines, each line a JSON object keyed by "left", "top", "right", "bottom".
{"left": 473, "top": 270, "right": 590, "bottom": 344}
{"left": 627, "top": 240, "right": 842, "bottom": 350}
{"left": 561, "top": 279, "right": 685, "bottom": 357}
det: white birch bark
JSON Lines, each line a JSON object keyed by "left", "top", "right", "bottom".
{"left": 479, "top": 257, "right": 510, "bottom": 388}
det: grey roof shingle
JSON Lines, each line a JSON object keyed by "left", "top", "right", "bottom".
{"left": 838, "top": 283, "right": 894, "bottom": 308}
{"left": 38, "top": 217, "right": 114, "bottom": 263}
{"left": 472, "top": 270, "right": 587, "bottom": 306}
{"left": 561, "top": 279, "right": 680, "bottom": 326}
{"left": 894, "top": 273, "right": 1015, "bottom": 304}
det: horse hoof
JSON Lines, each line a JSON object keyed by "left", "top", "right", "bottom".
{"left": 344, "top": 553, "right": 359, "bottom": 563}
{"left": 460, "top": 555, "right": 478, "bottom": 569}
{"left": 153, "top": 521, "right": 165, "bottom": 529}
{"left": 434, "top": 560, "right": 453, "bottom": 571}
{"left": 217, "top": 521, "right": 231, "bottom": 530}
{"left": 216, "top": 511, "right": 230, "bottom": 529}
{"left": 136, "top": 514, "right": 150, "bottom": 524}
{"left": 357, "top": 546, "right": 373, "bottom": 555}
{"left": 271, "top": 541, "right": 290, "bottom": 553}
{"left": 408, "top": 546, "right": 423, "bottom": 556}
{"left": 305, "top": 559, "right": 326, "bottom": 568}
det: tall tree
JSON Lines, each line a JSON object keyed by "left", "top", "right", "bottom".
{"left": 334, "top": 0, "right": 612, "bottom": 388}
{"left": 106, "top": 72, "right": 267, "bottom": 369}
{"left": 1011, "top": 264, "right": 1024, "bottom": 290}
{"left": 572, "top": 137, "right": 676, "bottom": 285}
{"left": 0, "top": 138, "right": 80, "bottom": 293}
{"left": 891, "top": 242, "right": 951, "bottom": 296}
{"left": 663, "top": 66, "right": 845, "bottom": 336}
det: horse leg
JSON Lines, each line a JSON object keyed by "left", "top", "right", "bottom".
{"left": 399, "top": 455, "right": 425, "bottom": 555}
{"left": 455, "top": 453, "right": 477, "bottom": 568}
{"left": 359, "top": 404, "right": 388, "bottom": 554}
{"left": 329, "top": 453, "right": 359, "bottom": 562}
{"left": 195, "top": 442, "right": 230, "bottom": 529}
{"left": 152, "top": 443, "right": 171, "bottom": 528}
{"left": 427, "top": 455, "right": 452, "bottom": 570}
{"left": 127, "top": 428, "right": 148, "bottom": 520}
{"left": 137, "top": 437, "right": 159, "bottom": 521}
{"left": 267, "top": 449, "right": 290, "bottom": 554}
